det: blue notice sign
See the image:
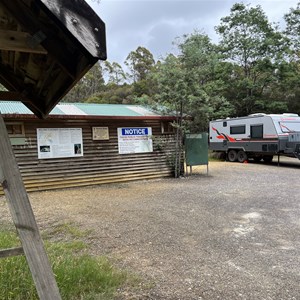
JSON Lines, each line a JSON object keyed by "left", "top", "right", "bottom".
{"left": 121, "top": 128, "right": 149, "bottom": 136}
{"left": 118, "top": 127, "right": 153, "bottom": 154}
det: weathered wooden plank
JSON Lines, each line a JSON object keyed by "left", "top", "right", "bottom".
{"left": 24, "top": 169, "right": 172, "bottom": 184}
{"left": 0, "top": 247, "right": 24, "bottom": 258}
{"left": 0, "top": 115, "right": 61, "bottom": 299}
{"left": 19, "top": 158, "right": 170, "bottom": 172}
{"left": 0, "top": 29, "right": 47, "bottom": 54}
{"left": 25, "top": 173, "right": 172, "bottom": 192}
{"left": 1, "top": 172, "right": 173, "bottom": 195}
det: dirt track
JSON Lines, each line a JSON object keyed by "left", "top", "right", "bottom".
{"left": 1, "top": 157, "right": 300, "bottom": 299}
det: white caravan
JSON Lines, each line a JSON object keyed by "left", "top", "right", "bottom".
{"left": 209, "top": 113, "right": 300, "bottom": 162}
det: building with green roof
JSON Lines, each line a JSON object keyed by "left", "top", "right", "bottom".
{"left": 0, "top": 101, "right": 176, "bottom": 194}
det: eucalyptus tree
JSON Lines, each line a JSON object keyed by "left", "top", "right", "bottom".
{"left": 154, "top": 53, "right": 187, "bottom": 178}
{"left": 124, "top": 46, "right": 156, "bottom": 98}
{"left": 103, "top": 61, "right": 127, "bottom": 85}
{"left": 277, "top": 2, "right": 300, "bottom": 114}
{"left": 177, "top": 32, "right": 233, "bottom": 129}
{"left": 63, "top": 62, "right": 105, "bottom": 102}
{"left": 284, "top": 2, "right": 300, "bottom": 59}
{"left": 216, "top": 3, "right": 286, "bottom": 115}
{"left": 125, "top": 46, "right": 155, "bottom": 82}
{"left": 153, "top": 32, "right": 232, "bottom": 176}
{"left": 154, "top": 32, "right": 232, "bottom": 132}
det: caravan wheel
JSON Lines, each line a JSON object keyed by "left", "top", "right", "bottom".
{"left": 237, "top": 150, "right": 248, "bottom": 163}
{"left": 228, "top": 149, "right": 238, "bottom": 162}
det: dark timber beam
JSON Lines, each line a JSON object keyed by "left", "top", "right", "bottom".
{"left": 0, "top": 29, "right": 47, "bottom": 54}
{"left": 0, "top": 92, "right": 32, "bottom": 102}
{"left": 1, "top": 0, "right": 78, "bottom": 79}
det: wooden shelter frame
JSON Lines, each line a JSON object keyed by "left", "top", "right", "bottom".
{"left": 0, "top": 0, "right": 106, "bottom": 298}
{"left": 0, "top": 114, "right": 61, "bottom": 299}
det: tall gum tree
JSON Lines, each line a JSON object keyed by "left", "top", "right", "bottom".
{"left": 285, "top": 2, "right": 300, "bottom": 59}
{"left": 177, "top": 32, "right": 233, "bottom": 129}
{"left": 215, "top": 3, "right": 286, "bottom": 115}
{"left": 125, "top": 46, "right": 155, "bottom": 83}
{"left": 280, "top": 2, "right": 300, "bottom": 114}
{"left": 153, "top": 33, "right": 233, "bottom": 177}
{"left": 103, "top": 61, "right": 127, "bottom": 85}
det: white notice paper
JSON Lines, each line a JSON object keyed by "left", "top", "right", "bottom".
{"left": 37, "top": 128, "right": 83, "bottom": 159}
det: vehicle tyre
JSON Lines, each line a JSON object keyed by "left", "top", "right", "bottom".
{"left": 262, "top": 155, "right": 273, "bottom": 163}
{"left": 237, "top": 150, "right": 248, "bottom": 163}
{"left": 227, "top": 149, "right": 238, "bottom": 162}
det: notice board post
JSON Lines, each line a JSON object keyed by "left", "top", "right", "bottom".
{"left": 185, "top": 133, "right": 209, "bottom": 176}
{"left": 0, "top": 115, "right": 61, "bottom": 299}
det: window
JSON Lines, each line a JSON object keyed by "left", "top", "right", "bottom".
{"left": 230, "top": 125, "right": 245, "bottom": 135}
{"left": 6, "top": 122, "right": 25, "bottom": 137}
{"left": 251, "top": 124, "right": 263, "bottom": 139}
{"left": 279, "top": 122, "right": 300, "bottom": 133}
{"left": 223, "top": 121, "right": 227, "bottom": 127}
{"left": 161, "top": 121, "right": 175, "bottom": 134}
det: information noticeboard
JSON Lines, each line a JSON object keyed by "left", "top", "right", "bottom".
{"left": 37, "top": 128, "right": 83, "bottom": 159}
{"left": 117, "top": 127, "right": 153, "bottom": 154}
{"left": 92, "top": 127, "right": 109, "bottom": 140}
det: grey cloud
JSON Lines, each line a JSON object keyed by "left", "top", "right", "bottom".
{"left": 88, "top": 0, "right": 299, "bottom": 65}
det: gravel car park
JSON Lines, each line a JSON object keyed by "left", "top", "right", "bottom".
{"left": 1, "top": 157, "right": 300, "bottom": 299}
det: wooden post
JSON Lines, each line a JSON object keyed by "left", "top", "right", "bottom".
{"left": 0, "top": 115, "right": 61, "bottom": 300}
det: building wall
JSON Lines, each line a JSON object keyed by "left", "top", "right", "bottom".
{"left": 1, "top": 117, "right": 176, "bottom": 194}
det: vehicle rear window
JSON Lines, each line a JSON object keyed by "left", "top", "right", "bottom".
{"left": 279, "top": 122, "right": 300, "bottom": 133}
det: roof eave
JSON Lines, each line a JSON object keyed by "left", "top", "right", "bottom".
{"left": 2, "top": 114, "right": 177, "bottom": 121}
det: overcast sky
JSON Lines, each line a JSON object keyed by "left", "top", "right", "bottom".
{"left": 87, "top": 0, "right": 299, "bottom": 65}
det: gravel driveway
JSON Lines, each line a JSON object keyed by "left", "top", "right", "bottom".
{"left": 1, "top": 158, "right": 300, "bottom": 299}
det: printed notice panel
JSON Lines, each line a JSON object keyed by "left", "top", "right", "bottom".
{"left": 37, "top": 128, "right": 83, "bottom": 159}
{"left": 92, "top": 127, "right": 109, "bottom": 140}
{"left": 118, "top": 127, "right": 153, "bottom": 154}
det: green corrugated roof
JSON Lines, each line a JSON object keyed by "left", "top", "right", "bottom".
{"left": 0, "top": 101, "right": 64, "bottom": 115}
{"left": 0, "top": 101, "right": 33, "bottom": 114}
{"left": 70, "top": 103, "right": 141, "bottom": 116}
{"left": 0, "top": 101, "right": 160, "bottom": 117}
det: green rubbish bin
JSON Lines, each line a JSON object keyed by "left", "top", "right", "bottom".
{"left": 185, "top": 133, "right": 208, "bottom": 175}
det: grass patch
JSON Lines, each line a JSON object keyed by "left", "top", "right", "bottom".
{"left": 0, "top": 223, "right": 135, "bottom": 300}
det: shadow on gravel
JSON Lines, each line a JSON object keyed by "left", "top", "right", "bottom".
{"left": 250, "top": 156, "right": 300, "bottom": 170}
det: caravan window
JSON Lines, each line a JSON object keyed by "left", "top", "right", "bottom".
{"left": 251, "top": 124, "right": 263, "bottom": 139}
{"left": 230, "top": 125, "right": 245, "bottom": 135}
{"left": 279, "top": 122, "right": 300, "bottom": 133}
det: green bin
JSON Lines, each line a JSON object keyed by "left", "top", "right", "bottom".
{"left": 185, "top": 133, "right": 208, "bottom": 174}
